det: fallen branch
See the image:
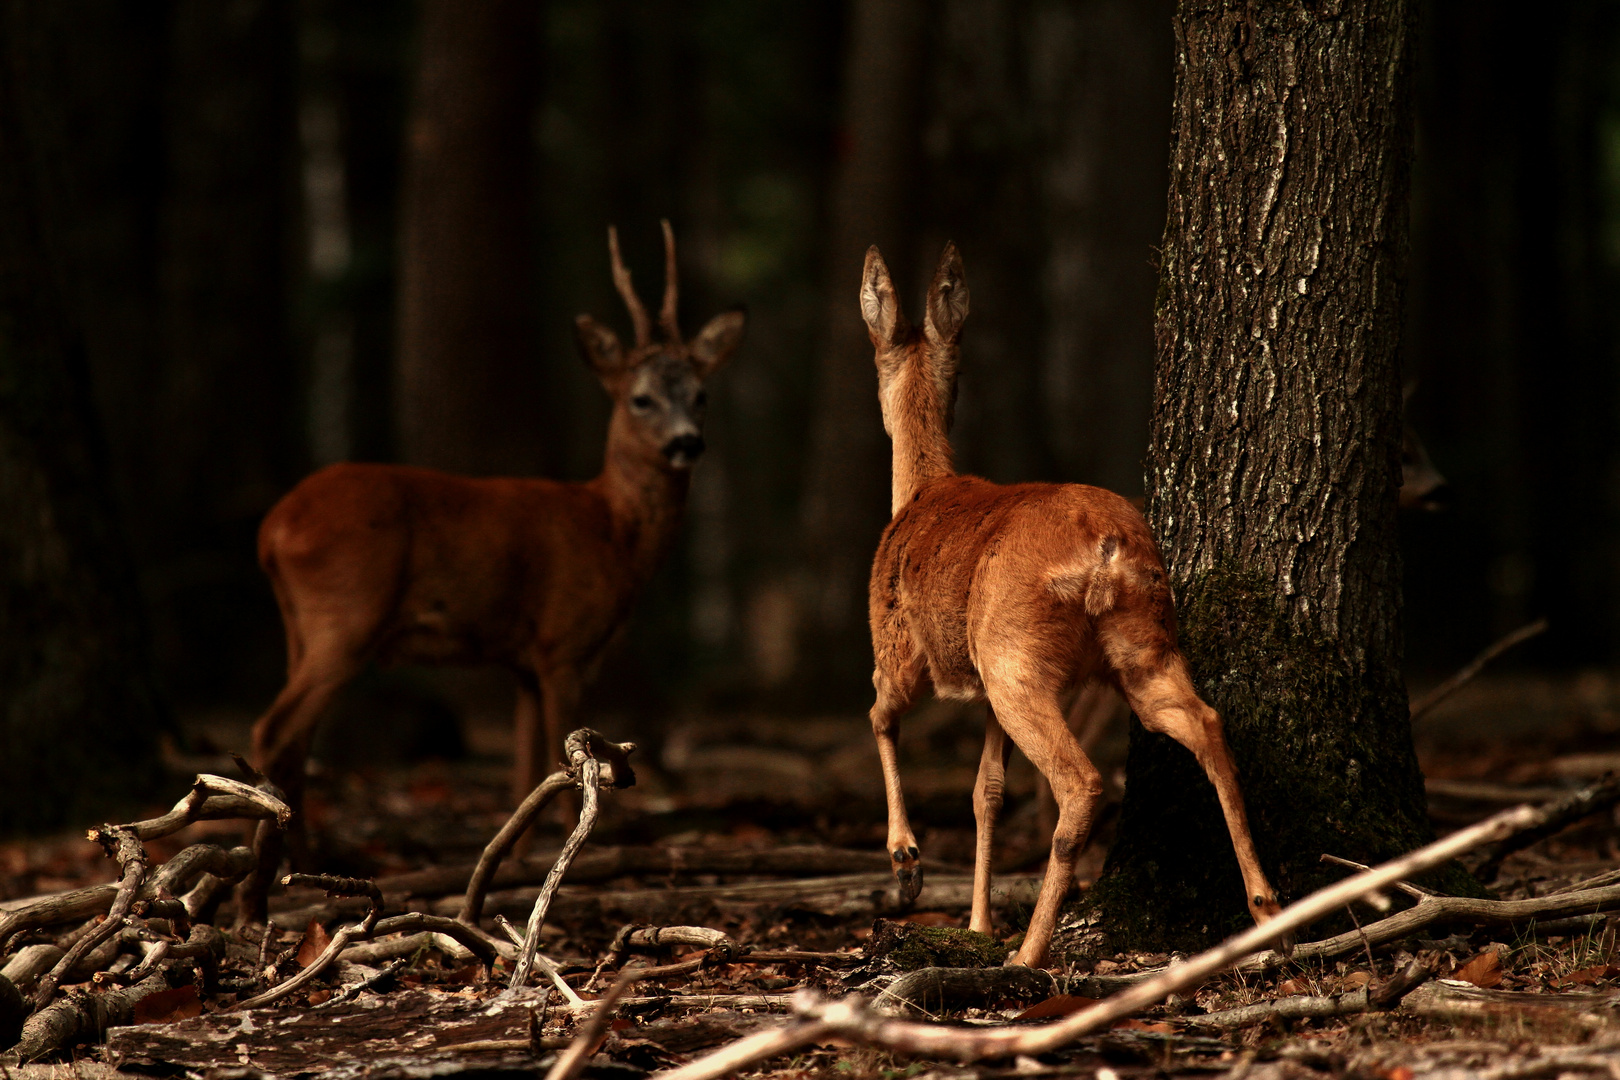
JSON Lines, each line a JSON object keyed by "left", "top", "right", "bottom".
{"left": 0, "top": 843, "right": 254, "bottom": 953}
{"left": 8, "top": 969, "right": 175, "bottom": 1063}
{"left": 397, "top": 844, "right": 964, "bottom": 904}
{"left": 88, "top": 774, "right": 291, "bottom": 844}
{"left": 1233, "top": 883, "right": 1620, "bottom": 975}
{"left": 1183, "top": 960, "right": 1431, "bottom": 1031}
{"left": 1472, "top": 772, "right": 1620, "bottom": 880}
{"left": 458, "top": 771, "right": 574, "bottom": 925}
{"left": 511, "top": 730, "right": 636, "bottom": 992}
{"left": 0, "top": 946, "right": 62, "bottom": 996}
{"left": 610, "top": 925, "right": 739, "bottom": 963}
{"left": 1409, "top": 617, "right": 1548, "bottom": 721}
{"left": 30, "top": 827, "right": 147, "bottom": 1008}
{"left": 546, "top": 967, "right": 641, "bottom": 1080}
{"left": 650, "top": 804, "right": 1538, "bottom": 1079}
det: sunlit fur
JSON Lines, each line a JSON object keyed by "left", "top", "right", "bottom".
{"left": 861, "top": 243, "right": 1281, "bottom": 969}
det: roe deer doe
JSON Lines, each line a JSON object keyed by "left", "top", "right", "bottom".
{"left": 860, "top": 243, "right": 1281, "bottom": 968}
{"left": 241, "top": 223, "right": 742, "bottom": 913}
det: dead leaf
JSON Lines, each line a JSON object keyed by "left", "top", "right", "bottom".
{"left": 1111, "top": 1018, "right": 1175, "bottom": 1033}
{"left": 297, "top": 917, "right": 333, "bottom": 969}
{"left": 306, "top": 989, "right": 333, "bottom": 1006}
{"left": 1555, "top": 964, "right": 1619, "bottom": 987}
{"left": 1378, "top": 1068, "right": 1415, "bottom": 1080}
{"left": 1016, "top": 994, "right": 1100, "bottom": 1020}
{"left": 1277, "top": 978, "right": 1306, "bottom": 995}
{"left": 132, "top": 985, "right": 202, "bottom": 1025}
{"left": 1453, "top": 951, "right": 1503, "bottom": 988}
{"left": 1341, "top": 971, "right": 1373, "bottom": 989}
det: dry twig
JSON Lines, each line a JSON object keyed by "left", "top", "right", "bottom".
{"left": 510, "top": 730, "right": 636, "bottom": 991}
{"left": 545, "top": 967, "right": 643, "bottom": 1080}
{"left": 1409, "top": 617, "right": 1549, "bottom": 721}
{"left": 1472, "top": 772, "right": 1620, "bottom": 880}
{"left": 650, "top": 805, "right": 1537, "bottom": 1079}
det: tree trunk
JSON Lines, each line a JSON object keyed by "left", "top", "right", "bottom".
{"left": 0, "top": 1, "right": 167, "bottom": 833}
{"left": 395, "top": 0, "right": 542, "bottom": 477}
{"left": 797, "top": 0, "right": 927, "bottom": 701}
{"left": 1096, "top": 0, "right": 1441, "bottom": 949}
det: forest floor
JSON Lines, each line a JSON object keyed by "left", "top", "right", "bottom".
{"left": 4, "top": 667, "right": 1620, "bottom": 1078}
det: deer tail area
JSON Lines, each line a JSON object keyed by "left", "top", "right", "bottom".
{"left": 1046, "top": 533, "right": 1124, "bottom": 618}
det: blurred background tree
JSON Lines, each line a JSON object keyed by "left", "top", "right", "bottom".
{"left": 1, "top": 0, "right": 1618, "bottom": 832}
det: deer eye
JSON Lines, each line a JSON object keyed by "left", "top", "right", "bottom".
{"left": 695, "top": 389, "right": 708, "bottom": 407}
{"left": 631, "top": 394, "right": 655, "bottom": 410}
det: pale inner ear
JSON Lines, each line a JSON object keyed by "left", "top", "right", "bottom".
{"left": 924, "top": 249, "right": 969, "bottom": 346}
{"left": 861, "top": 246, "right": 906, "bottom": 346}
{"left": 690, "top": 309, "right": 746, "bottom": 379}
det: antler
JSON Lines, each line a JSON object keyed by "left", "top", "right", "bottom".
{"left": 607, "top": 225, "right": 654, "bottom": 348}
{"left": 658, "top": 219, "right": 680, "bottom": 343}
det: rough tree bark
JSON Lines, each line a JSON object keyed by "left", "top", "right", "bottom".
{"left": 395, "top": 0, "right": 542, "bottom": 476}
{"left": 0, "top": 0, "right": 166, "bottom": 833}
{"left": 1095, "top": 0, "right": 1442, "bottom": 949}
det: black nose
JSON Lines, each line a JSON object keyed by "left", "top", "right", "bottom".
{"left": 663, "top": 434, "right": 705, "bottom": 462}
{"left": 1421, "top": 482, "right": 1454, "bottom": 510}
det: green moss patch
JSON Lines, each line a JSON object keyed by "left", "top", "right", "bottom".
{"left": 868, "top": 920, "right": 1009, "bottom": 970}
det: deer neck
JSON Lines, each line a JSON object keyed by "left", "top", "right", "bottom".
{"left": 881, "top": 360, "right": 956, "bottom": 515}
{"left": 593, "top": 411, "right": 692, "bottom": 577}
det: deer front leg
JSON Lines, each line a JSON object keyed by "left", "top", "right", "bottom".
{"left": 970, "top": 710, "right": 1012, "bottom": 936}
{"left": 870, "top": 673, "right": 922, "bottom": 905}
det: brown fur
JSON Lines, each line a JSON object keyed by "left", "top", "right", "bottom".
{"left": 239, "top": 224, "right": 743, "bottom": 921}
{"left": 860, "top": 243, "right": 1281, "bottom": 968}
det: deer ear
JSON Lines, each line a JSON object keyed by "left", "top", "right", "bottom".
{"left": 860, "top": 246, "right": 907, "bottom": 347}
{"left": 689, "top": 309, "right": 746, "bottom": 379}
{"left": 924, "top": 242, "right": 969, "bottom": 346}
{"left": 575, "top": 314, "right": 627, "bottom": 378}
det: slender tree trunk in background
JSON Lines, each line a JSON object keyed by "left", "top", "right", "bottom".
{"left": 396, "top": 0, "right": 543, "bottom": 477}
{"left": 924, "top": 0, "right": 1053, "bottom": 487}
{"left": 798, "top": 0, "right": 927, "bottom": 700}
{"left": 0, "top": 1, "right": 166, "bottom": 833}
{"left": 1029, "top": 0, "right": 1172, "bottom": 496}
{"left": 1402, "top": 0, "right": 1620, "bottom": 670}
{"left": 152, "top": 0, "right": 300, "bottom": 703}
{"left": 1096, "top": 0, "right": 1443, "bottom": 948}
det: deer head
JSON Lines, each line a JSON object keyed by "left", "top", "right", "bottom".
{"left": 575, "top": 221, "right": 745, "bottom": 469}
{"left": 861, "top": 242, "right": 969, "bottom": 441}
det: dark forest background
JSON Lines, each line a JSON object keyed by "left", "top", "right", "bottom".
{"left": 6, "top": 0, "right": 1620, "bottom": 792}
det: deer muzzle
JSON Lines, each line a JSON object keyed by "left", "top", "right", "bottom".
{"left": 662, "top": 433, "right": 706, "bottom": 468}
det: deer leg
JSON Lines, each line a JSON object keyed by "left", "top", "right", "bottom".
{"left": 870, "top": 670, "right": 923, "bottom": 905}
{"left": 987, "top": 686, "right": 1102, "bottom": 969}
{"left": 511, "top": 671, "right": 544, "bottom": 805}
{"left": 1120, "top": 664, "right": 1282, "bottom": 925}
{"left": 238, "top": 658, "right": 353, "bottom": 925}
{"left": 970, "top": 709, "right": 1012, "bottom": 935}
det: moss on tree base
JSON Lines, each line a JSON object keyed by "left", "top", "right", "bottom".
{"left": 1093, "top": 566, "right": 1481, "bottom": 953}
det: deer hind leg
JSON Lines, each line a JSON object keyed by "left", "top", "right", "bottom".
{"left": 970, "top": 709, "right": 1013, "bottom": 936}
{"left": 870, "top": 665, "right": 924, "bottom": 905}
{"left": 1116, "top": 658, "right": 1282, "bottom": 926}
{"left": 238, "top": 637, "right": 361, "bottom": 924}
{"left": 984, "top": 679, "right": 1103, "bottom": 969}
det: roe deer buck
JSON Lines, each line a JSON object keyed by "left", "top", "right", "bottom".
{"left": 243, "top": 223, "right": 742, "bottom": 899}
{"left": 860, "top": 243, "right": 1281, "bottom": 968}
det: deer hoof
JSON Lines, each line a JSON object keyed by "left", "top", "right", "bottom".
{"left": 892, "top": 846, "right": 923, "bottom": 906}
